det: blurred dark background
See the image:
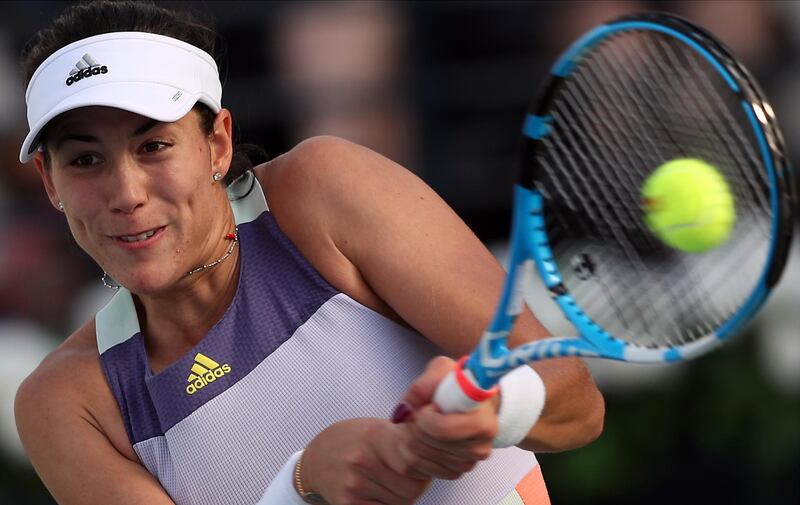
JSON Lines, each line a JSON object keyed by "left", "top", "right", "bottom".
{"left": 1, "top": 1, "right": 798, "bottom": 504}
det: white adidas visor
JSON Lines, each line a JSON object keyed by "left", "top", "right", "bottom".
{"left": 20, "top": 31, "right": 222, "bottom": 163}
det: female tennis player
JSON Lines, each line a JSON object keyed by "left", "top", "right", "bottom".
{"left": 13, "top": 2, "right": 603, "bottom": 504}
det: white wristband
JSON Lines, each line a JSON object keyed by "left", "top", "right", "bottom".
{"left": 492, "top": 366, "right": 546, "bottom": 448}
{"left": 257, "top": 450, "right": 307, "bottom": 504}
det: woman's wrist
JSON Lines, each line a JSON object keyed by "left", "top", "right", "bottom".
{"left": 294, "top": 450, "right": 329, "bottom": 504}
{"left": 492, "top": 365, "right": 546, "bottom": 448}
{"left": 256, "top": 451, "right": 306, "bottom": 504}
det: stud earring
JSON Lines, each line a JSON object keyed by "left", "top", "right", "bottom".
{"left": 212, "top": 172, "right": 223, "bottom": 182}
{"left": 57, "top": 201, "right": 64, "bottom": 211}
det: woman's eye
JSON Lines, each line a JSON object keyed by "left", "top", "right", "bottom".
{"left": 71, "top": 153, "right": 101, "bottom": 167}
{"left": 142, "top": 141, "right": 169, "bottom": 153}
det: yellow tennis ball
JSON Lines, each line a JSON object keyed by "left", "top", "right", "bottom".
{"left": 641, "top": 158, "right": 736, "bottom": 253}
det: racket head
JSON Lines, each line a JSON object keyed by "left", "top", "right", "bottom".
{"left": 519, "top": 12, "right": 795, "bottom": 363}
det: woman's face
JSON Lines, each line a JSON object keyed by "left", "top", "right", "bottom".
{"left": 33, "top": 106, "right": 233, "bottom": 294}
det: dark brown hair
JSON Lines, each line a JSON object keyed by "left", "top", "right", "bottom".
{"left": 22, "top": 0, "right": 267, "bottom": 185}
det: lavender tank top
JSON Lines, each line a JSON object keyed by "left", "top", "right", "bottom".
{"left": 96, "top": 173, "right": 538, "bottom": 505}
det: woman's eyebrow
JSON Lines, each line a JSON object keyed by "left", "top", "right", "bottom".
{"left": 53, "top": 118, "right": 163, "bottom": 150}
{"left": 54, "top": 133, "right": 97, "bottom": 149}
{"left": 131, "top": 118, "right": 161, "bottom": 137}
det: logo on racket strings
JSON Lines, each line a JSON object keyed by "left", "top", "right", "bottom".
{"left": 186, "top": 353, "right": 232, "bottom": 395}
{"left": 571, "top": 253, "right": 596, "bottom": 280}
{"left": 65, "top": 53, "right": 108, "bottom": 86}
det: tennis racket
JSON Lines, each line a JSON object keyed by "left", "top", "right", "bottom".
{"left": 433, "top": 12, "right": 796, "bottom": 411}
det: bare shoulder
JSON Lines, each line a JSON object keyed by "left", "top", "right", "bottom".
{"left": 253, "top": 136, "right": 410, "bottom": 320}
{"left": 255, "top": 135, "right": 393, "bottom": 207}
{"left": 254, "top": 135, "right": 441, "bottom": 258}
{"left": 17, "top": 320, "right": 103, "bottom": 411}
{"left": 15, "top": 320, "right": 136, "bottom": 462}
{"left": 17, "top": 321, "right": 100, "bottom": 417}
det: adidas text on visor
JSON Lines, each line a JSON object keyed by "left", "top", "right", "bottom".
{"left": 20, "top": 31, "right": 222, "bottom": 163}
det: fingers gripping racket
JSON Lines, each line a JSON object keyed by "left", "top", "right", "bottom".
{"left": 434, "top": 12, "right": 795, "bottom": 412}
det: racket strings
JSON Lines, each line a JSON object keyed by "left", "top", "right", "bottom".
{"left": 650, "top": 36, "right": 772, "bottom": 223}
{"left": 548, "top": 41, "right": 710, "bottom": 346}
{"left": 548, "top": 83, "right": 687, "bottom": 344}
{"left": 616, "top": 34, "right": 741, "bottom": 332}
{"left": 645, "top": 35, "right": 775, "bottom": 319}
{"left": 561, "top": 74, "right": 656, "bottom": 231}
{"left": 634, "top": 35, "right": 775, "bottom": 336}
{"left": 540, "top": 128, "right": 684, "bottom": 347}
{"left": 542, "top": 118, "right": 668, "bottom": 340}
{"left": 587, "top": 47, "right": 676, "bottom": 166}
{"left": 589, "top": 39, "right": 693, "bottom": 161}
{"left": 599, "top": 36, "right": 714, "bottom": 158}
{"left": 534, "top": 30, "right": 774, "bottom": 348}
{"left": 627, "top": 39, "right": 725, "bottom": 168}
{"left": 535, "top": 112, "right": 670, "bottom": 342}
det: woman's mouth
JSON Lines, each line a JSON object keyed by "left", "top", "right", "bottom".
{"left": 119, "top": 229, "right": 158, "bottom": 242}
{"left": 113, "top": 226, "right": 166, "bottom": 249}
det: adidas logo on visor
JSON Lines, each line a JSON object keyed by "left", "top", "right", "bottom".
{"left": 65, "top": 53, "right": 108, "bottom": 86}
{"left": 185, "top": 353, "right": 232, "bottom": 395}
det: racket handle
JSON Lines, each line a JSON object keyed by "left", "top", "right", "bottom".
{"left": 433, "top": 356, "right": 498, "bottom": 413}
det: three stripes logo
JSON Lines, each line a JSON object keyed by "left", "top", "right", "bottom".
{"left": 186, "top": 353, "right": 232, "bottom": 395}
{"left": 65, "top": 53, "right": 108, "bottom": 86}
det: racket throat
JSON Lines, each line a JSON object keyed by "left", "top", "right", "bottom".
{"left": 466, "top": 330, "right": 513, "bottom": 388}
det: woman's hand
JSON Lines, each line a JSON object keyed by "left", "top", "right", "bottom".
{"left": 301, "top": 418, "right": 431, "bottom": 505}
{"left": 390, "top": 356, "right": 499, "bottom": 481}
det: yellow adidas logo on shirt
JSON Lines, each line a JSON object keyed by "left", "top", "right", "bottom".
{"left": 186, "top": 353, "right": 232, "bottom": 395}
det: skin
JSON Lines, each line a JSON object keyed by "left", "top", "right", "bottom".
{"left": 15, "top": 106, "right": 604, "bottom": 505}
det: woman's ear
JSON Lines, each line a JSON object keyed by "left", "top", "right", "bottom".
{"left": 208, "top": 109, "right": 233, "bottom": 180}
{"left": 32, "top": 152, "right": 63, "bottom": 211}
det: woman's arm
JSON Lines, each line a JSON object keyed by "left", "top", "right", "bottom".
{"left": 15, "top": 351, "right": 177, "bottom": 505}
{"left": 259, "top": 135, "right": 604, "bottom": 454}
